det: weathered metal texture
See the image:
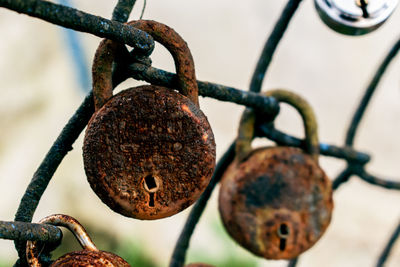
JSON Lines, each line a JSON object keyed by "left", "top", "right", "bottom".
{"left": 0, "top": 220, "right": 62, "bottom": 243}
{"left": 26, "top": 214, "right": 130, "bottom": 266}
{"left": 50, "top": 250, "right": 130, "bottom": 267}
{"left": 0, "top": 0, "right": 154, "bottom": 55}
{"left": 219, "top": 146, "right": 333, "bottom": 259}
{"left": 84, "top": 85, "right": 215, "bottom": 219}
{"left": 84, "top": 20, "right": 216, "bottom": 220}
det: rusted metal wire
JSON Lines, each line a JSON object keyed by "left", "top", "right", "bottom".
{"left": 112, "top": 0, "right": 137, "bottom": 22}
{"left": 0, "top": 0, "right": 154, "bottom": 55}
{"left": 345, "top": 37, "right": 400, "bottom": 147}
{"left": 249, "top": 0, "right": 303, "bottom": 93}
{"left": 0, "top": 220, "right": 62, "bottom": 243}
{"left": 377, "top": 220, "right": 400, "bottom": 267}
{"left": 0, "top": 0, "right": 398, "bottom": 266}
{"left": 169, "top": 142, "right": 236, "bottom": 267}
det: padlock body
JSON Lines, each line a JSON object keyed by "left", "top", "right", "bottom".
{"left": 219, "top": 146, "right": 333, "bottom": 259}
{"left": 50, "top": 249, "right": 130, "bottom": 266}
{"left": 83, "top": 85, "right": 216, "bottom": 220}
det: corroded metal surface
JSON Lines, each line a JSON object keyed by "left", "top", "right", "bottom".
{"left": 83, "top": 85, "right": 215, "bottom": 219}
{"left": 26, "top": 214, "right": 130, "bottom": 266}
{"left": 85, "top": 20, "right": 216, "bottom": 220}
{"left": 219, "top": 147, "right": 333, "bottom": 259}
{"left": 50, "top": 250, "right": 130, "bottom": 267}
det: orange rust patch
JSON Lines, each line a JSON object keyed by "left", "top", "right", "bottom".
{"left": 202, "top": 133, "right": 208, "bottom": 142}
{"left": 181, "top": 104, "right": 192, "bottom": 114}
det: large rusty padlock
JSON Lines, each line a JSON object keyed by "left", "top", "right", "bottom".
{"left": 26, "top": 214, "right": 130, "bottom": 266}
{"left": 83, "top": 20, "right": 216, "bottom": 220}
{"left": 218, "top": 89, "right": 333, "bottom": 259}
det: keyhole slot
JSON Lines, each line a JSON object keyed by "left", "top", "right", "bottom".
{"left": 356, "top": 0, "right": 369, "bottom": 18}
{"left": 278, "top": 223, "right": 290, "bottom": 237}
{"left": 149, "top": 192, "right": 155, "bottom": 207}
{"left": 143, "top": 175, "right": 160, "bottom": 193}
{"left": 277, "top": 223, "right": 290, "bottom": 251}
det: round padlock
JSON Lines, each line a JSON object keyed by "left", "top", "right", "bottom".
{"left": 218, "top": 89, "right": 333, "bottom": 260}
{"left": 26, "top": 214, "right": 130, "bottom": 266}
{"left": 83, "top": 20, "right": 216, "bottom": 220}
{"left": 314, "top": 0, "right": 398, "bottom": 35}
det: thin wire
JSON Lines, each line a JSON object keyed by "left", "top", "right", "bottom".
{"left": 169, "top": 142, "right": 236, "bottom": 267}
{"left": 345, "top": 37, "right": 400, "bottom": 146}
{"left": 249, "top": 0, "right": 303, "bottom": 93}
{"left": 376, "top": 220, "right": 400, "bottom": 267}
{"left": 139, "top": 0, "right": 146, "bottom": 19}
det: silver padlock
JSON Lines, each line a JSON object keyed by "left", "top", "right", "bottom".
{"left": 314, "top": 0, "right": 398, "bottom": 35}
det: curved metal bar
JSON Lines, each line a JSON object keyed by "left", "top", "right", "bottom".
{"left": 345, "top": 37, "right": 400, "bottom": 146}
{"left": 287, "top": 257, "right": 298, "bottom": 267}
{"left": 257, "top": 124, "right": 371, "bottom": 164}
{"left": 13, "top": 92, "right": 95, "bottom": 266}
{"left": 249, "top": 0, "right": 303, "bottom": 93}
{"left": 0, "top": 0, "right": 154, "bottom": 55}
{"left": 376, "top": 219, "right": 400, "bottom": 267}
{"left": 112, "top": 0, "right": 137, "bottom": 22}
{"left": 169, "top": 142, "right": 236, "bottom": 267}
{"left": 332, "top": 166, "right": 355, "bottom": 190}
{"left": 357, "top": 169, "right": 400, "bottom": 190}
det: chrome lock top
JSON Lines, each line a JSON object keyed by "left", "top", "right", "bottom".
{"left": 314, "top": 0, "right": 398, "bottom": 35}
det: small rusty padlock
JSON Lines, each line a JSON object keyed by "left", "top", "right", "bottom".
{"left": 26, "top": 214, "right": 130, "bottom": 266}
{"left": 83, "top": 20, "right": 216, "bottom": 220}
{"left": 218, "top": 89, "right": 333, "bottom": 259}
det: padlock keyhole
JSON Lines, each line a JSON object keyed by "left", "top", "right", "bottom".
{"left": 145, "top": 175, "right": 157, "bottom": 190}
{"left": 277, "top": 223, "right": 290, "bottom": 251}
{"left": 143, "top": 175, "right": 160, "bottom": 193}
{"left": 149, "top": 192, "right": 155, "bottom": 207}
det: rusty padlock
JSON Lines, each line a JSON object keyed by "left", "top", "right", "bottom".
{"left": 83, "top": 20, "right": 216, "bottom": 220}
{"left": 26, "top": 214, "right": 130, "bottom": 266}
{"left": 218, "top": 89, "right": 333, "bottom": 259}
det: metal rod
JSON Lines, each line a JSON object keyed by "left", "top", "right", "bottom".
{"left": 357, "top": 169, "right": 400, "bottom": 190}
{"left": 112, "top": 0, "right": 137, "bottom": 22}
{"left": 258, "top": 124, "right": 371, "bottom": 164}
{"left": 287, "top": 257, "right": 298, "bottom": 267}
{"left": 169, "top": 142, "right": 236, "bottom": 267}
{"left": 0, "top": 0, "right": 154, "bottom": 55}
{"left": 376, "top": 220, "right": 400, "bottom": 267}
{"left": 345, "top": 37, "right": 400, "bottom": 146}
{"left": 0, "top": 220, "right": 62, "bottom": 243}
{"left": 332, "top": 166, "right": 355, "bottom": 190}
{"left": 249, "top": 0, "right": 303, "bottom": 93}
{"left": 125, "top": 63, "right": 280, "bottom": 114}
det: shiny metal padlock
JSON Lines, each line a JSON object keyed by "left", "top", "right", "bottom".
{"left": 314, "top": 0, "right": 398, "bottom": 35}
{"left": 26, "top": 214, "right": 130, "bottom": 266}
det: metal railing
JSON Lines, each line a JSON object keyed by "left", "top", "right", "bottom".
{"left": 0, "top": 0, "right": 398, "bottom": 266}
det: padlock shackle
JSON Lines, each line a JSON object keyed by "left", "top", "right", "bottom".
{"left": 26, "top": 214, "right": 98, "bottom": 267}
{"left": 236, "top": 89, "right": 319, "bottom": 162}
{"left": 92, "top": 20, "right": 199, "bottom": 110}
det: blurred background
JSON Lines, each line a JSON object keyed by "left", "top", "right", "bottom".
{"left": 0, "top": 0, "right": 399, "bottom": 266}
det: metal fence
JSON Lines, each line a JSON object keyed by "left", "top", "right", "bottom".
{"left": 0, "top": 0, "right": 399, "bottom": 266}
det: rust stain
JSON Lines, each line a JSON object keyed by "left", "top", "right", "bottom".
{"left": 84, "top": 20, "right": 216, "bottom": 220}
{"left": 219, "top": 146, "right": 333, "bottom": 260}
